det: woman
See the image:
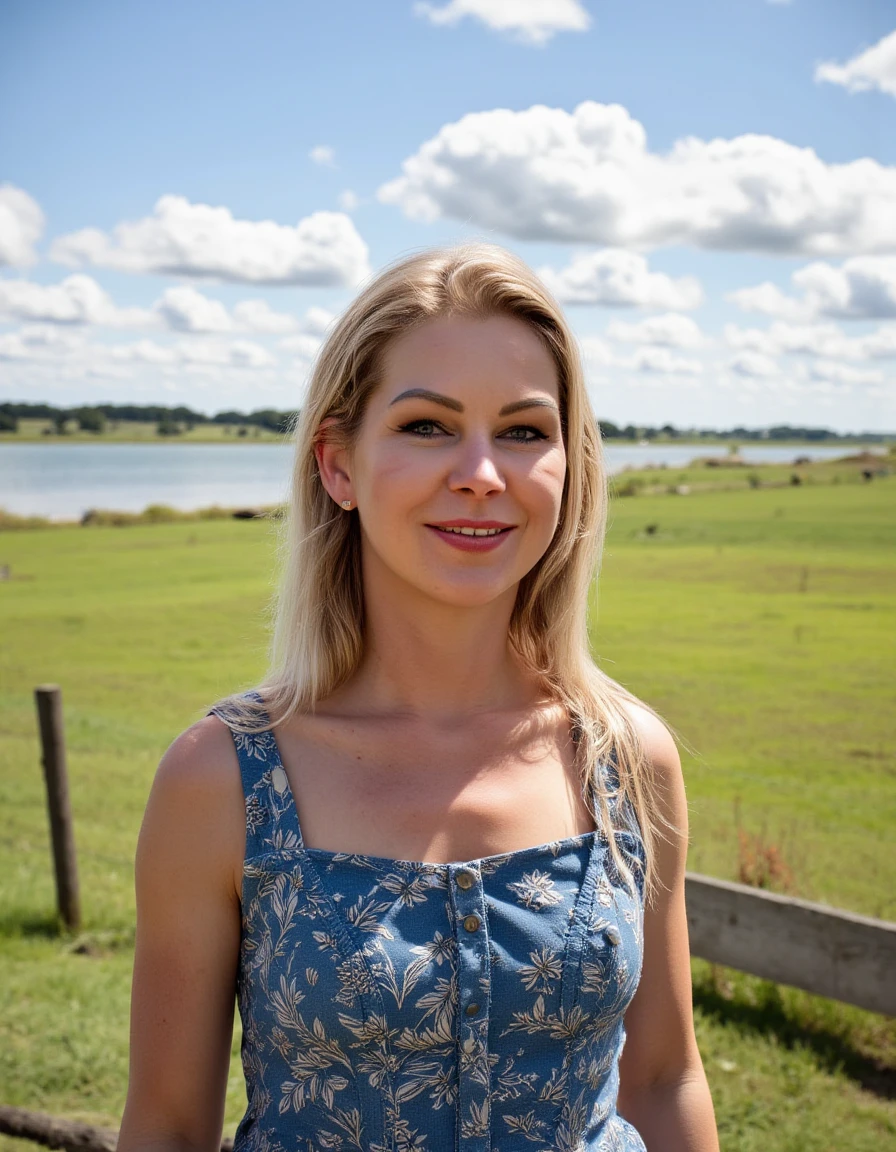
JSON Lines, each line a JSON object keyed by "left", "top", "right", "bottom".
{"left": 119, "top": 244, "right": 719, "bottom": 1151}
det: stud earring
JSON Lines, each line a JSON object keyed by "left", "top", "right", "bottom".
{"left": 341, "top": 499, "right": 352, "bottom": 509}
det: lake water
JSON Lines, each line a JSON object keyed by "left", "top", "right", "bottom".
{"left": 0, "top": 442, "right": 870, "bottom": 519}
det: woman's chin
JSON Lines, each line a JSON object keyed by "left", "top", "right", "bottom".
{"left": 416, "top": 575, "right": 521, "bottom": 612}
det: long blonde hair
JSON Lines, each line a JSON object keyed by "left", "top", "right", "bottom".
{"left": 224, "top": 242, "right": 663, "bottom": 898}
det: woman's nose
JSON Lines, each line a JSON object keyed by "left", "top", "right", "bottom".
{"left": 448, "top": 435, "right": 506, "bottom": 497}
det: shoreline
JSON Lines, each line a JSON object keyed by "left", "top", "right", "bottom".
{"left": 2, "top": 449, "right": 890, "bottom": 531}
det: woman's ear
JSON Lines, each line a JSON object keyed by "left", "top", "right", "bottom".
{"left": 314, "top": 418, "right": 355, "bottom": 510}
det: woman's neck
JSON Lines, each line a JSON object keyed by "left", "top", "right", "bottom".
{"left": 334, "top": 579, "right": 538, "bottom": 722}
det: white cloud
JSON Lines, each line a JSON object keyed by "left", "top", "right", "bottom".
{"left": 628, "top": 347, "right": 703, "bottom": 375}
{"left": 724, "top": 319, "right": 896, "bottom": 363}
{"left": 793, "top": 256, "right": 896, "bottom": 319}
{"left": 723, "top": 323, "right": 776, "bottom": 355}
{"left": 808, "top": 359, "right": 885, "bottom": 386}
{"left": 606, "top": 313, "right": 705, "bottom": 347}
{"left": 539, "top": 250, "right": 702, "bottom": 310}
{"left": 764, "top": 322, "right": 840, "bottom": 356}
{"left": 278, "top": 307, "right": 336, "bottom": 361}
{"left": 379, "top": 100, "right": 896, "bottom": 256}
{"left": 213, "top": 340, "right": 276, "bottom": 369}
{"left": 0, "top": 332, "right": 30, "bottom": 361}
{"left": 413, "top": 0, "right": 590, "bottom": 45}
{"left": 578, "top": 335, "right": 614, "bottom": 367}
{"left": 726, "top": 281, "right": 807, "bottom": 321}
{"left": 579, "top": 329, "right": 703, "bottom": 376}
{"left": 0, "top": 274, "right": 154, "bottom": 327}
{"left": 310, "top": 145, "right": 336, "bottom": 167}
{"left": 815, "top": 29, "right": 896, "bottom": 98}
{"left": 859, "top": 326, "right": 896, "bottom": 360}
{"left": 338, "top": 190, "right": 360, "bottom": 212}
{"left": 0, "top": 331, "right": 33, "bottom": 361}
{"left": 110, "top": 339, "right": 178, "bottom": 365}
{"left": 0, "top": 274, "right": 322, "bottom": 338}
{"left": 50, "top": 195, "right": 370, "bottom": 287}
{"left": 300, "top": 305, "right": 336, "bottom": 335}
{"left": 0, "top": 320, "right": 279, "bottom": 376}
{"left": 154, "top": 289, "right": 316, "bottom": 335}
{"left": 730, "top": 351, "right": 780, "bottom": 378}
{"left": 231, "top": 299, "right": 299, "bottom": 334}
{"left": 113, "top": 337, "right": 276, "bottom": 369}
{"left": 0, "top": 323, "right": 86, "bottom": 360}
{"left": 723, "top": 322, "right": 838, "bottom": 357}
{"left": 154, "top": 285, "right": 232, "bottom": 333}
{"left": 0, "top": 186, "right": 45, "bottom": 267}
{"left": 279, "top": 333, "right": 323, "bottom": 360}
{"left": 728, "top": 256, "right": 896, "bottom": 321}
{"left": 19, "top": 325, "right": 85, "bottom": 351}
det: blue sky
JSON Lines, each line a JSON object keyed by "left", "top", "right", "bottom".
{"left": 1, "top": 0, "right": 894, "bottom": 431}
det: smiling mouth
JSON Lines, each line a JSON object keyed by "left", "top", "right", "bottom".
{"left": 435, "top": 525, "right": 510, "bottom": 537}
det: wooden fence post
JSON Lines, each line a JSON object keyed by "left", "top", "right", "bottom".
{"left": 34, "top": 685, "right": 81, "bottom": 932}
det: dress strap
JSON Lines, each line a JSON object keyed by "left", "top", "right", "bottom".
{"left": 591, "top": 753, "right": 647, "bottom": 897}
{"left": 209, "top": 692, "right": 305, "bottom": 859}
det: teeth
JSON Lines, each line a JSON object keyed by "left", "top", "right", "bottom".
{"left": 441, "top": 526, "right": 504, "bottom": 536}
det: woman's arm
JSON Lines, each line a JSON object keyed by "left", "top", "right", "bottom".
{"left": 617, "top": 708, "right": 719, "bottom": 1152}
{"left": 117, "top": 718, "right": 245, "bottom": 1152}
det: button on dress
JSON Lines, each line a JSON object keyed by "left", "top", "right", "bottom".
{"left": 213, "top": 703, "right": 647, "bottom": 1152}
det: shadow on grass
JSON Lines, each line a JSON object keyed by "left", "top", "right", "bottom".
{"left": 0, "top": 910, "right": 66, "bottom": 939}
{"left": 0, "top": 912, "right": 135, "bottom": 955}
{"left": 694, "top": 974, "right": 896, "bottom": 1101}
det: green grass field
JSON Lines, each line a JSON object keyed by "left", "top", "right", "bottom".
{"left": 1, "top": 474, "right": 894, "bottom": 1150}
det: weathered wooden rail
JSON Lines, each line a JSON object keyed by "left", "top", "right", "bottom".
{"left": 685, "top": 872, "right": 896, "bottom": 1017}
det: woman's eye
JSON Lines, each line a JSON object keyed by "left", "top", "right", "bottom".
{"left": 502, "top": 426, "right": 547, "bottom": 443}
{"left": 399, "top": 419, "right": 445, "bottom": 438}
{"left": 397, "top": 421, "right": 547, "bottom": 442}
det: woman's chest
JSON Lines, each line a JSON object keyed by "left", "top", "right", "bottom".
{"left": 239, "top": 836, "right": 644, "bottom": 1146}
{"left": 273, "top": 717, "right": 595, "bottom": 865}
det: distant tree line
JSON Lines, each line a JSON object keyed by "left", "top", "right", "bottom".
{"left": 0, "top": 402, "right": 296, "bottom": 436}
{"left": 0, "top": 401, "right": 889, "bottom": 442}
{"left": 594, "top": 421, "right": 883, "bottom": 442}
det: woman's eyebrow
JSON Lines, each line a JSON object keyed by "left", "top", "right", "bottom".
{"left": 499, "top": 397, "right": 560, "bottom": 417}
{"left": 388, "top": 387, "right": 559, "bottom": 417}
{"left": 389, "top": 388, "right": 463, "bottom": 411}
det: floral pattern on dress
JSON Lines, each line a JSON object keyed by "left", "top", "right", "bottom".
{"left": 212, "top": 698, "right": 646, "bottom": 1152}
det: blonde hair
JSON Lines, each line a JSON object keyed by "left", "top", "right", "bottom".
{"left": 224, "top": 242, "right": 664, "bottom": 899}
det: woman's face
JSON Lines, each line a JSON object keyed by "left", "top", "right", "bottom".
{"left": 340, "top": 312, "right": 567, "bottom": 610}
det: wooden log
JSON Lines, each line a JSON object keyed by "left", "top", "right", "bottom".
{"left": 686, "top": 872, "right": 896, "bottom": 1016}
{"left": 0, "top": 1107, "right": 234, "bottom": 1152}
{"left": 35, "top": 685, "right": 81, "bottom": 931}
{"left": 0, "top": 1107, "right": 117, "bottom": 1152}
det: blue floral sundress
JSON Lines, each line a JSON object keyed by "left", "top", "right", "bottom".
{"left": 212, "top": 702, "right": 647, "bottom": 1152}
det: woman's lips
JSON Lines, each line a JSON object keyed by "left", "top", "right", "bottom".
{"left": 425, "top": 523, "right": 516, "bottom": 552}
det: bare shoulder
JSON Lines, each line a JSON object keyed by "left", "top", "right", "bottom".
{"left": 140, "top": 714, "right": 245, "bottom": 898}
{"left": 624, "top": 700, "right": 679, "bottom": 766}
{"left": 155, "top": 713, "right": 242, "bottom": 793}
{"left": 622, "top": 699, "right": 688, "bottom": 831}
